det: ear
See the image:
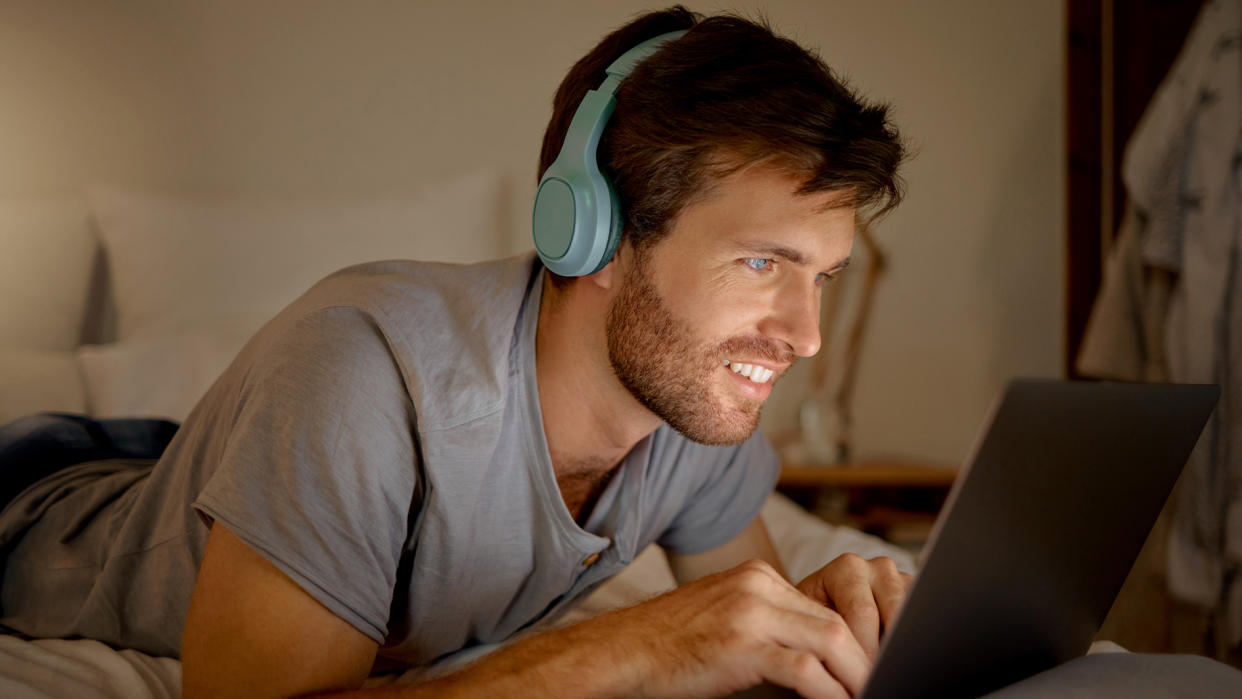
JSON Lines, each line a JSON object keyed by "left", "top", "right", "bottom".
{"left": 582, "top": 238, "right": 630, "bottom": 292}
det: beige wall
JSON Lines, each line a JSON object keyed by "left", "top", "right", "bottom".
{"left": 0, "top": 1, "right": 197, "bottom": 193}
{"left": 0, "top": 0, "right": 1065, "bottom": 466}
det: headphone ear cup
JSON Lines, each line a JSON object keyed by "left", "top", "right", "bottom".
{"left": 589, "top": 180, "right": 623, "bottom": 275}
{"left": 532, "top": 171, "right": 582, "bottom": 272}
{"left": 533, "top": 162, "right": 610, "bottom": 277}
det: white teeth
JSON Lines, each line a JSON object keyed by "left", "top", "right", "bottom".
{"left": 726, "top": 361, "right": 774, "bottom": 384}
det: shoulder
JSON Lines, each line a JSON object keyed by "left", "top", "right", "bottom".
{"left": 245, "top": 254, "right": 540, "bottom": 431}
{"left": 304, "top": 254, "right": 537, "bottom": 325}
{"left": 239, "top": 306, "right": 400, "bottom": 399}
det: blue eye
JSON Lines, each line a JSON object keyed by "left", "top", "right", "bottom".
{"left": 744, "top": 258, "right": 772, "bottom": 271}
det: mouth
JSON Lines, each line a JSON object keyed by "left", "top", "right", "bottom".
{"left": 722, "top": 359, "right": 776, "bottom": 385}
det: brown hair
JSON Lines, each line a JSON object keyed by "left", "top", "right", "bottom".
{"left": 538, "top": 6, "right": 906, "bottom": 283}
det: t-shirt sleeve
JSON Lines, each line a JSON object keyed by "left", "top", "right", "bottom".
{"left": 656, "top": 431, "right": 781, "bottom": 555}
{"left": 193, "top": 306, "right": 419, "bottom": 644}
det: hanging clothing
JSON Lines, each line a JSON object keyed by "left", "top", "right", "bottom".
{"left": 1078, "top": 0, "right": 1242, "bottom": 645}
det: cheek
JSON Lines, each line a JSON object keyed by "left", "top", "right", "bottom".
{"left": 654, "top": 260, "right": 767, "bottom": 339}
{"left": 681, "top": 288, "right": 769, "bottom": 345}
{"left": 679, "top": 262, "right": 753, "bottom": 305}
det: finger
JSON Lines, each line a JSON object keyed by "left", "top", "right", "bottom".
{"left": 731, "top": 561, "right": 841, "bottom": 625}
{"left": 869, "top": 558, "right": 910, "bottom": 635}
{"left": 757, "top": 605, "right": 871, "bottom": 696}
{"left": 823, "top": 568, "right": 882, "bottom": 659}
{"left": 756, "top": 645, "right": 850, "bottom": 699}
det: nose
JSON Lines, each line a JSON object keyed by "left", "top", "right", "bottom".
{"left": 758, "top": 277, "right": 822, "bottom": 358}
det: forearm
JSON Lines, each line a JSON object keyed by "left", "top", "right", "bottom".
{"left": 666, "top": 518, "right": 786, "bottom": 585}
{"left": 317, "top": 610, "right": 647, "bottom": 698}
{"left": 318, "top": 560, "right": 874, "bottom": 699}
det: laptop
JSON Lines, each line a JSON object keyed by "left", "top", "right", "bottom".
{"left": 745, "top": 379, "right": 1219, "bottom": 698}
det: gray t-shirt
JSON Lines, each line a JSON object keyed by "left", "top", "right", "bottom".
{"left": 0, "top": 254, "right": 779, "bottom": 667}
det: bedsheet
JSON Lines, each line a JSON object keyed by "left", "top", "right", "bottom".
{"left": 0, "top": 636, "right": 179, "bottom": 699}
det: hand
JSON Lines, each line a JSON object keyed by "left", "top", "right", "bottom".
{"left": 795, "top": 554, "right": 913, "bottom": 660}
{"left": 611, "top": 558, "right": 871, "bottom": 699}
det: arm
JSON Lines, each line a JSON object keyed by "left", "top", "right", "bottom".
{"left": 181, "top": 523, "right": 379, "bottom": 698}
{"left": 184, "top": 523, "right": 868, "bottom": 699}
{"left": 665, "top": 515, "right": 786, "bottom": 583}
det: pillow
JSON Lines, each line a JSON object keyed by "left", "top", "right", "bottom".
{"left": 0, "top": 199, "right": 96, "bottom": 350}
{"left": 0, "top": 349, "right": 87, "bottom": 425}
{"left": 89, "top": 171, "right": 506, "bottom": 341}
{"left": 78, "top": 319, "right": 264, "bottom": 422}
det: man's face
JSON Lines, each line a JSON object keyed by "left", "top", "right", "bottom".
{"left": 606, "top": 163, "right": 856, "bottom": 446}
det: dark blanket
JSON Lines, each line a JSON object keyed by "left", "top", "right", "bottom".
{"left": 0, "top": 413, "right": 178, "bottom": 513}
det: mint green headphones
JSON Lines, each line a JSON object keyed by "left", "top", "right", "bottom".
{"left": 532, "top": 31, "right": 686, "bottom": 277}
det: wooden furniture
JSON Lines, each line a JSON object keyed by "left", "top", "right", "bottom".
{"left": 780, "top": 462, "right": 958, "bottom": 489}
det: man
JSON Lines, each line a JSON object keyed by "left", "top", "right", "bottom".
{"left": 0, "top": 7, "right": 907, "bottom": 698}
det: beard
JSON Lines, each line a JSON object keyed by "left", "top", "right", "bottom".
{"left": 605, "top": 250, "right": 794, "bottom": 446}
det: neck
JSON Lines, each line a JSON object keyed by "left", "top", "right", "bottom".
{"left": 535, "top": 275, "right": 661, "bottom": 478}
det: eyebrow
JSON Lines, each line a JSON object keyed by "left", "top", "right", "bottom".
{"left": 743, "top": 243, "right": 851, "bottom": 275}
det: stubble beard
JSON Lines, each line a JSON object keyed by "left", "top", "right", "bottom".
{"left": 605, "top": 253, "right": 774, "bottom": 446}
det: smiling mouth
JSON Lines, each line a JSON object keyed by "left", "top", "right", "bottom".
{"left": 723, "top": 360, "right": 774, "bottom": 384}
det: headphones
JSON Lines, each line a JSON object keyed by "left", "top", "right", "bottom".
{"left": 532, "top": 31, "right": 686, "bottom": 277}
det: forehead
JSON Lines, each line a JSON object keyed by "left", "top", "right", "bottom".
{"left": 661, "top": 163, "right": 856, "bottom": 254}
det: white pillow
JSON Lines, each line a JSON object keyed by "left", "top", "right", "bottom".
{"left": 0, "top": 349, "right": 87, "bottom": 425}
{"left": 78, "top": 319, "right": 264, "bottom": 422}
{"left": 0, "top": 199, "right": 96, "bottom": 351}
{"left": 89, "top": 171, "right": 506, "bottom": 341}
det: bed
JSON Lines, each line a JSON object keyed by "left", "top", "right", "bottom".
{"left": 0, "top": 174, "right": 918, "bottom": 696}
